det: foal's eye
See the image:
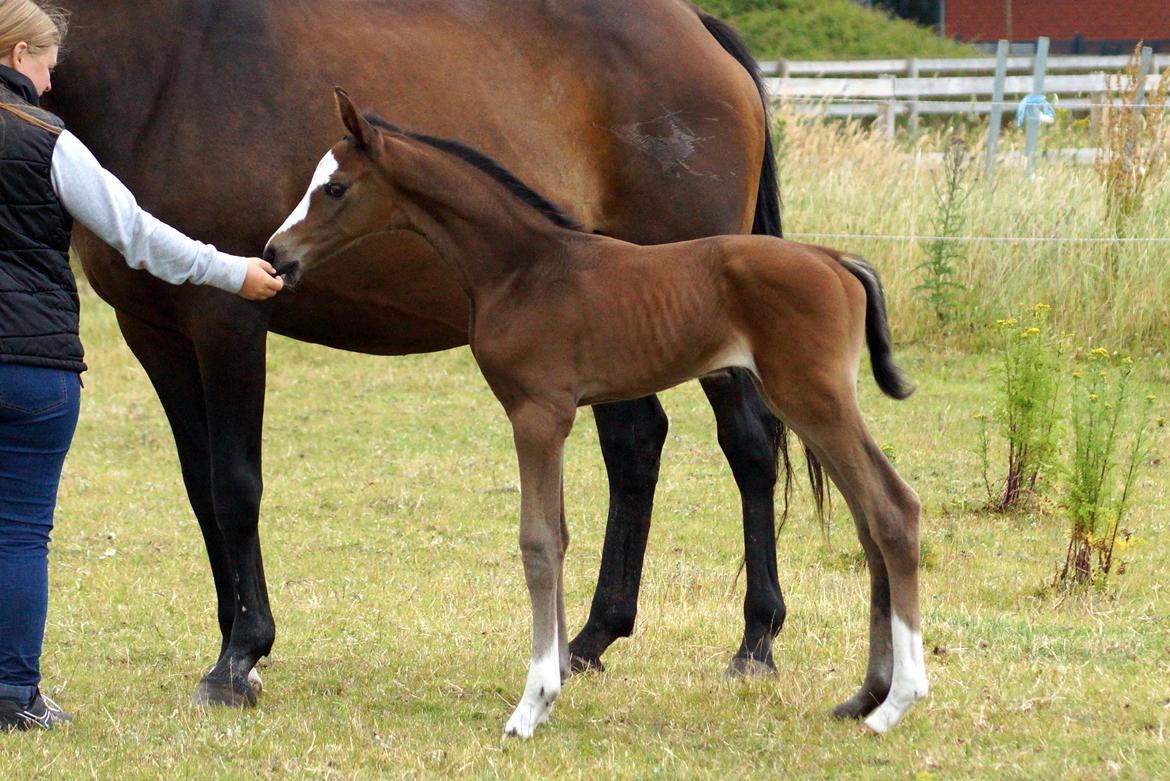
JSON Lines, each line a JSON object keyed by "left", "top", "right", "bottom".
{"left": 323, "top": 182, "right": 348, "bottom": 199}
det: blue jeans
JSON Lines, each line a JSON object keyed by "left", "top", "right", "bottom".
{"left": 0, "top": 363, "right": 80, "bottom": 702}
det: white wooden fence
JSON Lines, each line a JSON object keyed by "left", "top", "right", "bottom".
{"left": 761, "top": 51, "right": 1168, "bottom": 129}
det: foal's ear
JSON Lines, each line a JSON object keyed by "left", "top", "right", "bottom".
{"left": 334, "top": 88, "right": 378, "bottom": 151}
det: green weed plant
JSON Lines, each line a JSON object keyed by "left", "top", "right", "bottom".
{"left": 983, "top": 304, "right": 1062, "bottom": 511}
{"left": 914, "top": 137, "right": 974, "bottom": 326}
{"left": 1058, "top": 348, "right": 1158, "bottom": 587}
{"left": 1095, "top": 43, "right": 1170, "bottom": 265}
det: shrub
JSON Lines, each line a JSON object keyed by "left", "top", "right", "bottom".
{"left": 982, "top": 304, "right": 1062, "bottom": 511}
{"left": 1058, "top": 349, "right": 1158, "bottom": 587}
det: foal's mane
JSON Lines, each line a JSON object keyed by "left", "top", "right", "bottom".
{"left": 363, "top": 113, "right": 583, "bottom": 232}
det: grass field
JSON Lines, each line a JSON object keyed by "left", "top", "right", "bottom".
{"left": 4, "top": 106, "right": 1170, "bottom": 777}
{"left": 0, "top": 282, "right": 1167, "bottom": 778}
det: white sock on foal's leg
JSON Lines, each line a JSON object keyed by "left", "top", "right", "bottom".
{"left": 864, "top": 612, "right": 928, "bottom": 734}
{"left": 504, "top": 630, "right": 562, "bottom": 738}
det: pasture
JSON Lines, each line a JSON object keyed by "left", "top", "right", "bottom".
{"left": 3, "top": 115, "right": 1170, "bottom": 778}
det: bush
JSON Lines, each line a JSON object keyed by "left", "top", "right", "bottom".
{"left": 1058, "top": 349, "right": 1158, "bottom": 587}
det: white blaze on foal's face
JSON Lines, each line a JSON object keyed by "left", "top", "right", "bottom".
{"left": 268, "top": 150, "right": 341, "bottom": 249}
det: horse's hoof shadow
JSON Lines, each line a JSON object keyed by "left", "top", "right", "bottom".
{"left": 568, "top": 652, "right": 605, "bottom": 676}
{"left": 192, "top": 676, "right": 259, "bottom": 708}
{"left": 724, "top": 655, "right": 777, "bottom": 678}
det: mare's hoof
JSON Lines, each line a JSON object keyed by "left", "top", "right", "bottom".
{"left": 192, "top": 677, "right": 258, "bottom": 708}
{"left": 568, "top": 652, "right": 604, "bottom": 676}
{"left": 724, "top": 655, "right": 776, "bottom": 678}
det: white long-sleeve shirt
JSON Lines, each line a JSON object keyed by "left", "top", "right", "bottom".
{"left": 49, "top": 130, "right": 248, "bottom": 294}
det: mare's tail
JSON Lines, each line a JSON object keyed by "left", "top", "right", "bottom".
{"left": 697, "top": 12, "right": 782, "bottom": 239}
{"left": 697, "top": 11, "right": 823, "bottom": 520}
{"left": 836, "top": 255, "right": 915, "bottom": 400}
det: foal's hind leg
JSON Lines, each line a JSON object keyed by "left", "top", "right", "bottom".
{"left": 783, "top": 399, "right": 926, "bottom": 733}
{"left": 504, "top": 404, "right": 575, "bottom": 738}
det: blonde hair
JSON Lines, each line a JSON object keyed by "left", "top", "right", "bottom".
{"left": 0, "top": 0, "right": 69, "bottom": 133}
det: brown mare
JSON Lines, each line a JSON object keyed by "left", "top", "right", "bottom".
{"left": 265, "top": 91, "right": 928, "bottom": 737}
{"left": 47, "top": 1, "right": 794, "bottom": 706}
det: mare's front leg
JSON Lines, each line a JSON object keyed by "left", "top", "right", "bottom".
{"left": 187, "top": 301, "right": 276, "bottom": 707}
{"left": 504, "top": 404, "right": 574, "bottom": 738}
{"left": 116, "top": 309, "right": 264, "bottom": 702}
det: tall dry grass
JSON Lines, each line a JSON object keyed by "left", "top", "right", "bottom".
{"left": 774, "top": 99, "right": 1170, "bottom": 352}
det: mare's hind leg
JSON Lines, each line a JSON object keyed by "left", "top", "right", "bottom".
{"left": 700, "top": 369, "right": 785, "bottom": 676}
{"left": 780, "top": 393, "right": 926, "bottom": 733}
{"left": 569, "top": 397, "right": 668, "bottom": 672}
{"left": 116, "top": 312, "right": 262, "bottom": 699}
{"left": 504, "top": 404, "right": 575, "bottom": 738}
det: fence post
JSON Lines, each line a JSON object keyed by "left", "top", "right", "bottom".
{"left": 907, "top": 57, "right": 920, "bottom": 137}
{"left": 985, "top": 40, "right": 1010, "bottom": 177}
{"left": 880, "top": 99, "right": 897, "bottom": 139}
{"left": 1089, "top": 77, "right": 1107, "bottom": 139}
{"left": 878, "top": 72, "right": 897, "bottom": 139}
{"left": 1025, "top": 36, "right": 1050, "bottom": 174}
{"left": 1124, "top": 46, "right": 1155, "bottom": 158}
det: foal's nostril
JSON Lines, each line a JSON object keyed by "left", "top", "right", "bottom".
{"left": 263, "top": 246, "right": 277, "bottom": 264}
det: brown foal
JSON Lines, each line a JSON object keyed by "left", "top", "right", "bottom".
{"left": 266, "top": 91, "right": 927, "bottom": 738}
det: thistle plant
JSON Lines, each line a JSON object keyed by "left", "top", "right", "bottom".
{"left": 914, "top": 137, "right": 973, "bottom": 325}
{"left": 986, "top": 304, "right": 1062, "bottom": 510}
{"left": 1058, "top": 349, "right": 1159, "bottom": 587}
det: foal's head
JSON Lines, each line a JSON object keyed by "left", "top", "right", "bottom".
{"left": 264, "top": 89, "right": 409, "bottom": 285}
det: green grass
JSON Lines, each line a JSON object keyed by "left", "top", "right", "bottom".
{"left": 694, "top": 0, "right": 976, "bottom": 58}
{"left": 1, "top": 282, "right": 1168, "bottom": 778}
{"left": 774, "top": 109, "right": 1170, "bottom": 352}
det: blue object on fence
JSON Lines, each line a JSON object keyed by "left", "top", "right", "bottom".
{"left": 1015, "top": 94, "right": 1055, "bottom": 127}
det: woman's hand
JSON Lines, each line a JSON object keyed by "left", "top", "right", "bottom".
{"left": 238, "top": 258, "right": 285, "bottom": 300}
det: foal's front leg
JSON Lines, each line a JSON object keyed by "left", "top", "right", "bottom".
{"left": 503, "top": 405, "right": 574, "bottom": 738}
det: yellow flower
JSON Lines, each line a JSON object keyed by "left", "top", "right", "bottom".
{"left": 1033, "top": 303, "right": 1051, "bottom": 313}
{"left": 1072, "top": 370, "right": 1085, "bottom": 379}
{"left": 1090, "top": 348, "right": 1109, "bottom": 358}
{"left": 1027, "top": 327, "right": 1041, "bottom": 335}
{"left": 1122, "top": 356, "right": 1134, "bottom": 364}
{"left": 1089, "top": 393, "right": 1099, "bottom": 402}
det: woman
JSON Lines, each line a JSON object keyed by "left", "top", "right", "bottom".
{"left": 0, "top": 0, "right": 284, "bottom": 730}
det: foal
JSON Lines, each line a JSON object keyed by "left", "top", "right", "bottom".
{"left": 266, "top": 90, "right": 927, "bottom": 738}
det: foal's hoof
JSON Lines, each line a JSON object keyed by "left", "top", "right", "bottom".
{"left": 832, "top": 686, "right": 887, "bottom": 720}
{"left": 568, "top": 652, "right": 604, "bottom": 676}
{"left": 192, "top": 677, "right": 258, "bottom": 708}
{"left": 724, "top": 655, "right": 777, "bottom": 678}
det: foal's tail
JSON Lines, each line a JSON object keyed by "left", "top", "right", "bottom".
{"left": 837, "top": 256, "right": 915, "bottom": 400}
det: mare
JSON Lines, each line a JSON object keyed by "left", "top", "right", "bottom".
{"left": 264, "top": 90, "right": 928, "bottom": 738}
{"left": 47, "top": 1, "right": 794, "bottom": 706}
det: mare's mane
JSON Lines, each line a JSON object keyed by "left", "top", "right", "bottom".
{"left": 363, "top": 113, "right": 583, "bottom": 232}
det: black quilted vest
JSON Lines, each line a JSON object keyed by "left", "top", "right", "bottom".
{"left": 0, "top": 65, "right": 84, "bottom": 373}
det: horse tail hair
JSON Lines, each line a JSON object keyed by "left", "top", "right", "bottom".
{"left": 696, "top": 12, "right": 782, "bottom": 240}
{"left": 837, "top": 255, "right": 915, "bottom": 401}
{"left": 697, "top": 11, "right": 816, "bottom": 522}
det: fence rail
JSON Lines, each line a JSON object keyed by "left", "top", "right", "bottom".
{"left": 759, "top": 54, "right": 1170, "bottom": 78}
{"left": 762, "top": 40, "right": 1167, "bottom": 165}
